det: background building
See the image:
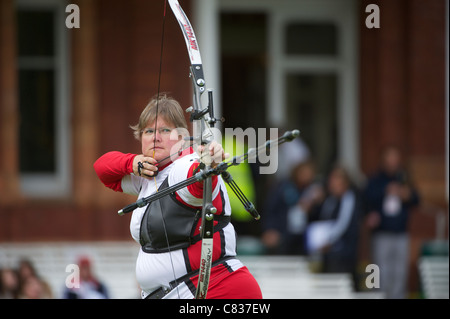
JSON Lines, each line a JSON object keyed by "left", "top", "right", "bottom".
{"left": 1, "top": 0, "right": 448, "bottom": 297}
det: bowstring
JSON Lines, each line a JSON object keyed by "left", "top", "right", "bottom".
{"left": 153, "top": 0, "right": 181, "bottom": 299}
{"left": 153, "top": 0, "right": 166, "bottom": 182}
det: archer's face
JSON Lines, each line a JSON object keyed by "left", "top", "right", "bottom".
{"left": 141, "top": 118, "right": 183, "bottom": 164}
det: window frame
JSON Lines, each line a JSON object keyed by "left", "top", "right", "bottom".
{"left": 16, "top": 0, "right": 71, "bottom": 198}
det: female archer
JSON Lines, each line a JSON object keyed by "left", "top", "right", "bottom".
{"left": 93, "top": 94, "right": 262, "bottom": 299}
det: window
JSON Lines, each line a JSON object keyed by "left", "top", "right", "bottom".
{"left": 220, "top": 12, "right": 267, "bottom": 129}
{"left": 17, "top": 0, "right": 71, "bottom": 197}
{"left": 285, "top": 23, "right": 337, "bottom": 56}
{"left": 219, "top": 0, "right": 359, "bottom": 176}
{"left": 286, "top": 73, "right": 338, "bottom": 173}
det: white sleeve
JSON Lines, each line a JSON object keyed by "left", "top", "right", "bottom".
{"left": 121, "top": 174, "right": 143, "bottom": 196}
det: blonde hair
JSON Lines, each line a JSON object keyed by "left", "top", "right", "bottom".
{"left": 130, "top": 93, "right": 188, "bottom": 141}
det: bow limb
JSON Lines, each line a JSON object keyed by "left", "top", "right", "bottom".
{"left": 168, "top": 0, "right": 214, "bottom": 299}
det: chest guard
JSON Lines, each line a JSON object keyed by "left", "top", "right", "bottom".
{"left": 139, "top": 177, "right": 230, "bottom": 253}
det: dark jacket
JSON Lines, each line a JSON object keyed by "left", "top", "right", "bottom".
{"left": 364, "top": 170, "right": 420, "bottom": 233}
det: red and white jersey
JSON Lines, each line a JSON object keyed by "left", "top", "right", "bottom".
{"left": 94, "top": 149, "right": 242, "bottom": 298}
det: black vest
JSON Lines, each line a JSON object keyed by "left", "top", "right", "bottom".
{"left": 139, "top": 177, "right": 230, "bottom": 253}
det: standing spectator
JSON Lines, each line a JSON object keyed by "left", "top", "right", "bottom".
{"left": 62, "top": 256, "right": 109, "bottom": 299}
{"left": 261, "top": 160, "right": 323, "bottom": 255}
{"left": 305, "top": 165, "right": 363, "bottom": 290}
{"left": 275, "top": 134, "right": 311, "bottom": 182}
{"left": 364, "top": 145, "right": 420, "bottom": 299}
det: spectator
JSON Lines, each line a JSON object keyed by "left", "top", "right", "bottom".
{"left": 363, "top": 145, "right": 420, "bottom": 299}
{"left": 261, "top": 160, "right": 323, "bottom": 255}
{"left": 0, "top": 268, "right": 20, "bottom": 299}
{"left": 18, "top": 258, "right": 36, "bottom": 281}
{"left": 275, "top": 135, "right": 311, "bottom": 182}
{"left": 19, "top": 275, "right": 47, "bottom": 299}
{"left": 18, "top": 258, "right": 53, "bottom": 298}
{"left": 305, "top": 164, "right": 363, "bottom": 290}
{"left": 62, "top": 255, "right": 109, "bottom": 299}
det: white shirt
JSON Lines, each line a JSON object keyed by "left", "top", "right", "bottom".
{"left": 120, "top": 153, "right": 239, "bottom": 298}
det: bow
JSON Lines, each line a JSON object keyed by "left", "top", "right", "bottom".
{"left": 167, "top": 0, "right": 217, "bottom": 299}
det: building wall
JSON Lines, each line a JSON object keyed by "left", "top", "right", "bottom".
{"left": 0, "top": 0, "right": 193, "bottom": 241}
{"left": 358, "top": 0, "right": 448, "bottom": 295}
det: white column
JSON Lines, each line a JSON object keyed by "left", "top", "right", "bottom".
{"left": 193, "top": 0, "right": 222, "bottom": 128}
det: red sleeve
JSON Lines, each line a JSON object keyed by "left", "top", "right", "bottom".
{"left": 179, "top": 161, "right": 223, "bottom": 215}
{"left": 93, "top": 151, "right": 136, "bottom": 192}
{"left": 185, "top": 161, "right": 218, "bottom": 200}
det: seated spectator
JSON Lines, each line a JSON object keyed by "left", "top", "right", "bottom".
{"left": 63, "top": 255, "right": 109, "bottom": 299}
{"left": 0, "top": 268, "right": 20, "bottom": 299}
{"left": 18, "top": 258, "right": 53, "bottom": 298}
{"left": 261, "top": 160, "right": 323, "bottom": 255}
{"left": 19, "top": 275, "right": 47, "bottom": 299}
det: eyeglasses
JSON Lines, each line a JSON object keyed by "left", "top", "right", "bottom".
{"left": 142, "top": 127, "right": 174, "bottom": 136}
